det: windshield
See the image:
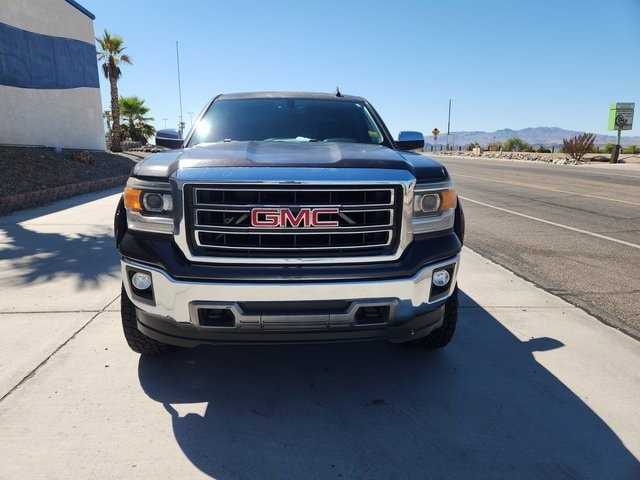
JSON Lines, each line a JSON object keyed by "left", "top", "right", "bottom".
{"left": 188, "top": 98, "right": 385, "bottom": 146}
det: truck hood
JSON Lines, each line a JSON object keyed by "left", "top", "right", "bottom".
{"left": 132, "top": 142, "right": 448, "bottom": 182}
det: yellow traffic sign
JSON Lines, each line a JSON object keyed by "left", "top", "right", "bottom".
{"left": 432, "top": 128, "right": 440, "bottom": 136}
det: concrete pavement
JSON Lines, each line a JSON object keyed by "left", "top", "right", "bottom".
{"left": 0, "top": 190, "right": 122, "bottom": 400}
{"left": 0, "top": 189, "right": 639, "bottom": 479}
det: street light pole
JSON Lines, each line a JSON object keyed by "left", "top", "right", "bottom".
{"left": 176, "top": 41, "right": 184, "bottom": 137}
{"left": 446, "top": 99, "right": 452, "bottom": 150}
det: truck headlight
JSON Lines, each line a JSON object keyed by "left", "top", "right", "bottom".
{"left": 142, "top": 192, "right": 173, "bottom": 213}
{"left": 412, "top": 182, "right": 457, "bottom": 234}
{"left": 123, "top": 181, "right": 174, "bottom": 234}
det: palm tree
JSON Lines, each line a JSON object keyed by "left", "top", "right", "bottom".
{"left": 96, "top": 29, "right": 132, "bottom": 152}
{"left": 103, "top": 110, "right": 112, "bottom": 131}
{"left": 135, "top": 121, "right": 157, "bottom": 144}
{"left": 119, "top": 96, "right": 155, "bottom": 144}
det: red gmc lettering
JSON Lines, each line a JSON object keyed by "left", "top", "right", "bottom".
{"left": 311, "top": 208, "right": 339, "bottom": 227}
{"left": 251, "top": 208, "right": 279, "bottom": 227}
{"left": 281, "top": 209, "right": 310, "bottom": 227}
{"left": 251, "top": 208, "right": 339, "bottom": 228}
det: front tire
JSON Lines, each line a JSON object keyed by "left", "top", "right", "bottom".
{"left": 404, "top": 287, "right": 458, "bottom": 349}
{"left": 120, "top": 285, "right": 175, "bottom": 355}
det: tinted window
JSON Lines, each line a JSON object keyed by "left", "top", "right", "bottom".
{"left": 189, "top": 98, "right": 385, "bottom": 146}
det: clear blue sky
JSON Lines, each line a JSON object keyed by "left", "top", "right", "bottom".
{"left": 81, "top": 0, "right": 639, "bottom": 138}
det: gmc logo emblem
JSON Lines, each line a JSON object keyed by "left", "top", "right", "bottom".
{"left": 251, "top": 208, "right": 340, "bottom": 228}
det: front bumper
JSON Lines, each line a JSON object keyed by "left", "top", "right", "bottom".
{"left": 121, "top": 253, "right": 460, "bottom": 347}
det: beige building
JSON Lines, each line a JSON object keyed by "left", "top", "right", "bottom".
{"left": 0, "top": 0, "right": 105, "bottom": 150}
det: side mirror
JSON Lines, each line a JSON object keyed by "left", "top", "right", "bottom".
{"left": 155, "top": 129, "right": 184, "bottom": 149}
{"left": 397, "top": 131, "right": 425, "bottom": 151}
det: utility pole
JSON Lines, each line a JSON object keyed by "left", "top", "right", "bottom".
{"left": 446, "top": 99, "right": 452, "bottom": 150}
{"left": 176, "top": 41, "right": 184, "bottom": 137}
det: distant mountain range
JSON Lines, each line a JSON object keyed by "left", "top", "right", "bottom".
{"left": 427, "top": 127, "right": 640, "bottom": 147}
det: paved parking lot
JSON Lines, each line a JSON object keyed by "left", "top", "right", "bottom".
{"left": 1, "top": 189, "right": 639, "bottom": 479}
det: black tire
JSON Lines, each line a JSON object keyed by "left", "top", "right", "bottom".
{"left": 404, "top": 287, "right": 458, "bottom": 349}
{"left": 114, "top": 196, "right": 127, "bottom": 249}
{"left": 121, "top": 285, "right": 175, "bottom": 355}
{"left": 454, "top": 199, "right": 465, "bottom": 245}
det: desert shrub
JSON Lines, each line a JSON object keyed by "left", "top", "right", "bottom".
{"left": 71, "top": 151, "right": 93, "bottom": 164}
{"left": 562, "top": 133, "right": 595, "bottom": 162}
{"left": 503, "top": 137, "right": 532, "bottom": 152}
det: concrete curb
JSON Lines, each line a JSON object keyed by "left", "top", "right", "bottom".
{"left": 0, "top": 175, "right": 128, "bottom": 216}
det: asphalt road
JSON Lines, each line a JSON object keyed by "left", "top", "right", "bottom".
{"left": 437, "top": 154, "right": 640, "bottom": 340}
{"left": 1, "top": 188, "right": 639, "bottom": 479}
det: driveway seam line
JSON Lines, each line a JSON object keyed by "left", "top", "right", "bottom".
{"left": 0, "top": 310, "right": 102, "bottom": 314}
{"left": 460, "top": 306, "right": 578, "bottom": 310}
{"left": 0, "top": 294, "right": 120, "bottom": 404}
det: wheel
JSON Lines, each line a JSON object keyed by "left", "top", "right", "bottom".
{"left": 454, "top": 200, "right": 465, "bottom": 245}
{"left": 120, "top": 285, "right": 175, "bottom": 354}
{"left": 404, "top": 287, "right": 458, "bottom": 349}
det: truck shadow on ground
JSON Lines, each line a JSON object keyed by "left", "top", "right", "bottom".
{"left": 137, "top": 291, "right": 640, "bottom": 480}
{"left": 0, "top": 189, "right": 120, "bottom": 288}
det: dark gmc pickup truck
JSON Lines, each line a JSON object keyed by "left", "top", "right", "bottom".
{"left": 114, "top": 92, "right": 464, "bottom": 354}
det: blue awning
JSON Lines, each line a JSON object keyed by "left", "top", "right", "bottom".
{"left": 0, "top": 22, "right": 99, "bottom": 90}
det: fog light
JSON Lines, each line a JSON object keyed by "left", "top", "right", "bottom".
{"left": 432, "top": 269, "right": 450, "bottom": 287}
{"left": 131, "top": 272, "right": 152, "bottom": 290}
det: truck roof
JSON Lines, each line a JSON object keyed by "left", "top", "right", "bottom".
{"left": 215, "top": 91, "right": 367, "bottom": 102}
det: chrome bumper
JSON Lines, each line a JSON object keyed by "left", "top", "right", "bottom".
{"left": 121, "top": 254, "right": 460, "bottom": 333}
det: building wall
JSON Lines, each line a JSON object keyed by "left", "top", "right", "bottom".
{"left": 1, "top": 0, "right": 95, "bottom": 42}
{"left": 0, "top": 0, "right": 106, "bottom": 150}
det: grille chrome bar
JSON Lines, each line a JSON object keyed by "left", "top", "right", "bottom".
{"left": 194, "top": 208, "right": 395, "bottom": 230}
{"left": 194, "top": 187, "right": 395, "bottom": 207}
{"left": 194, "top": 229, "right": 392, "bottom": 250}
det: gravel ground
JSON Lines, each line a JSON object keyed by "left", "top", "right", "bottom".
{"left": 0, "top": 146, "right": 151, "bottom": 197}
{"left": 432, "top": 150, "right": 640, "bottom": 164}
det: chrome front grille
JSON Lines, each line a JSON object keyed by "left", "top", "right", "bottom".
{"left": 185, "top": 185, "right": 401, "bottom": 257}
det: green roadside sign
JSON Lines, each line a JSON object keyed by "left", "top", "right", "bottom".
{"left": 608, "top": 102, "right": 635, "bottom": 131}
